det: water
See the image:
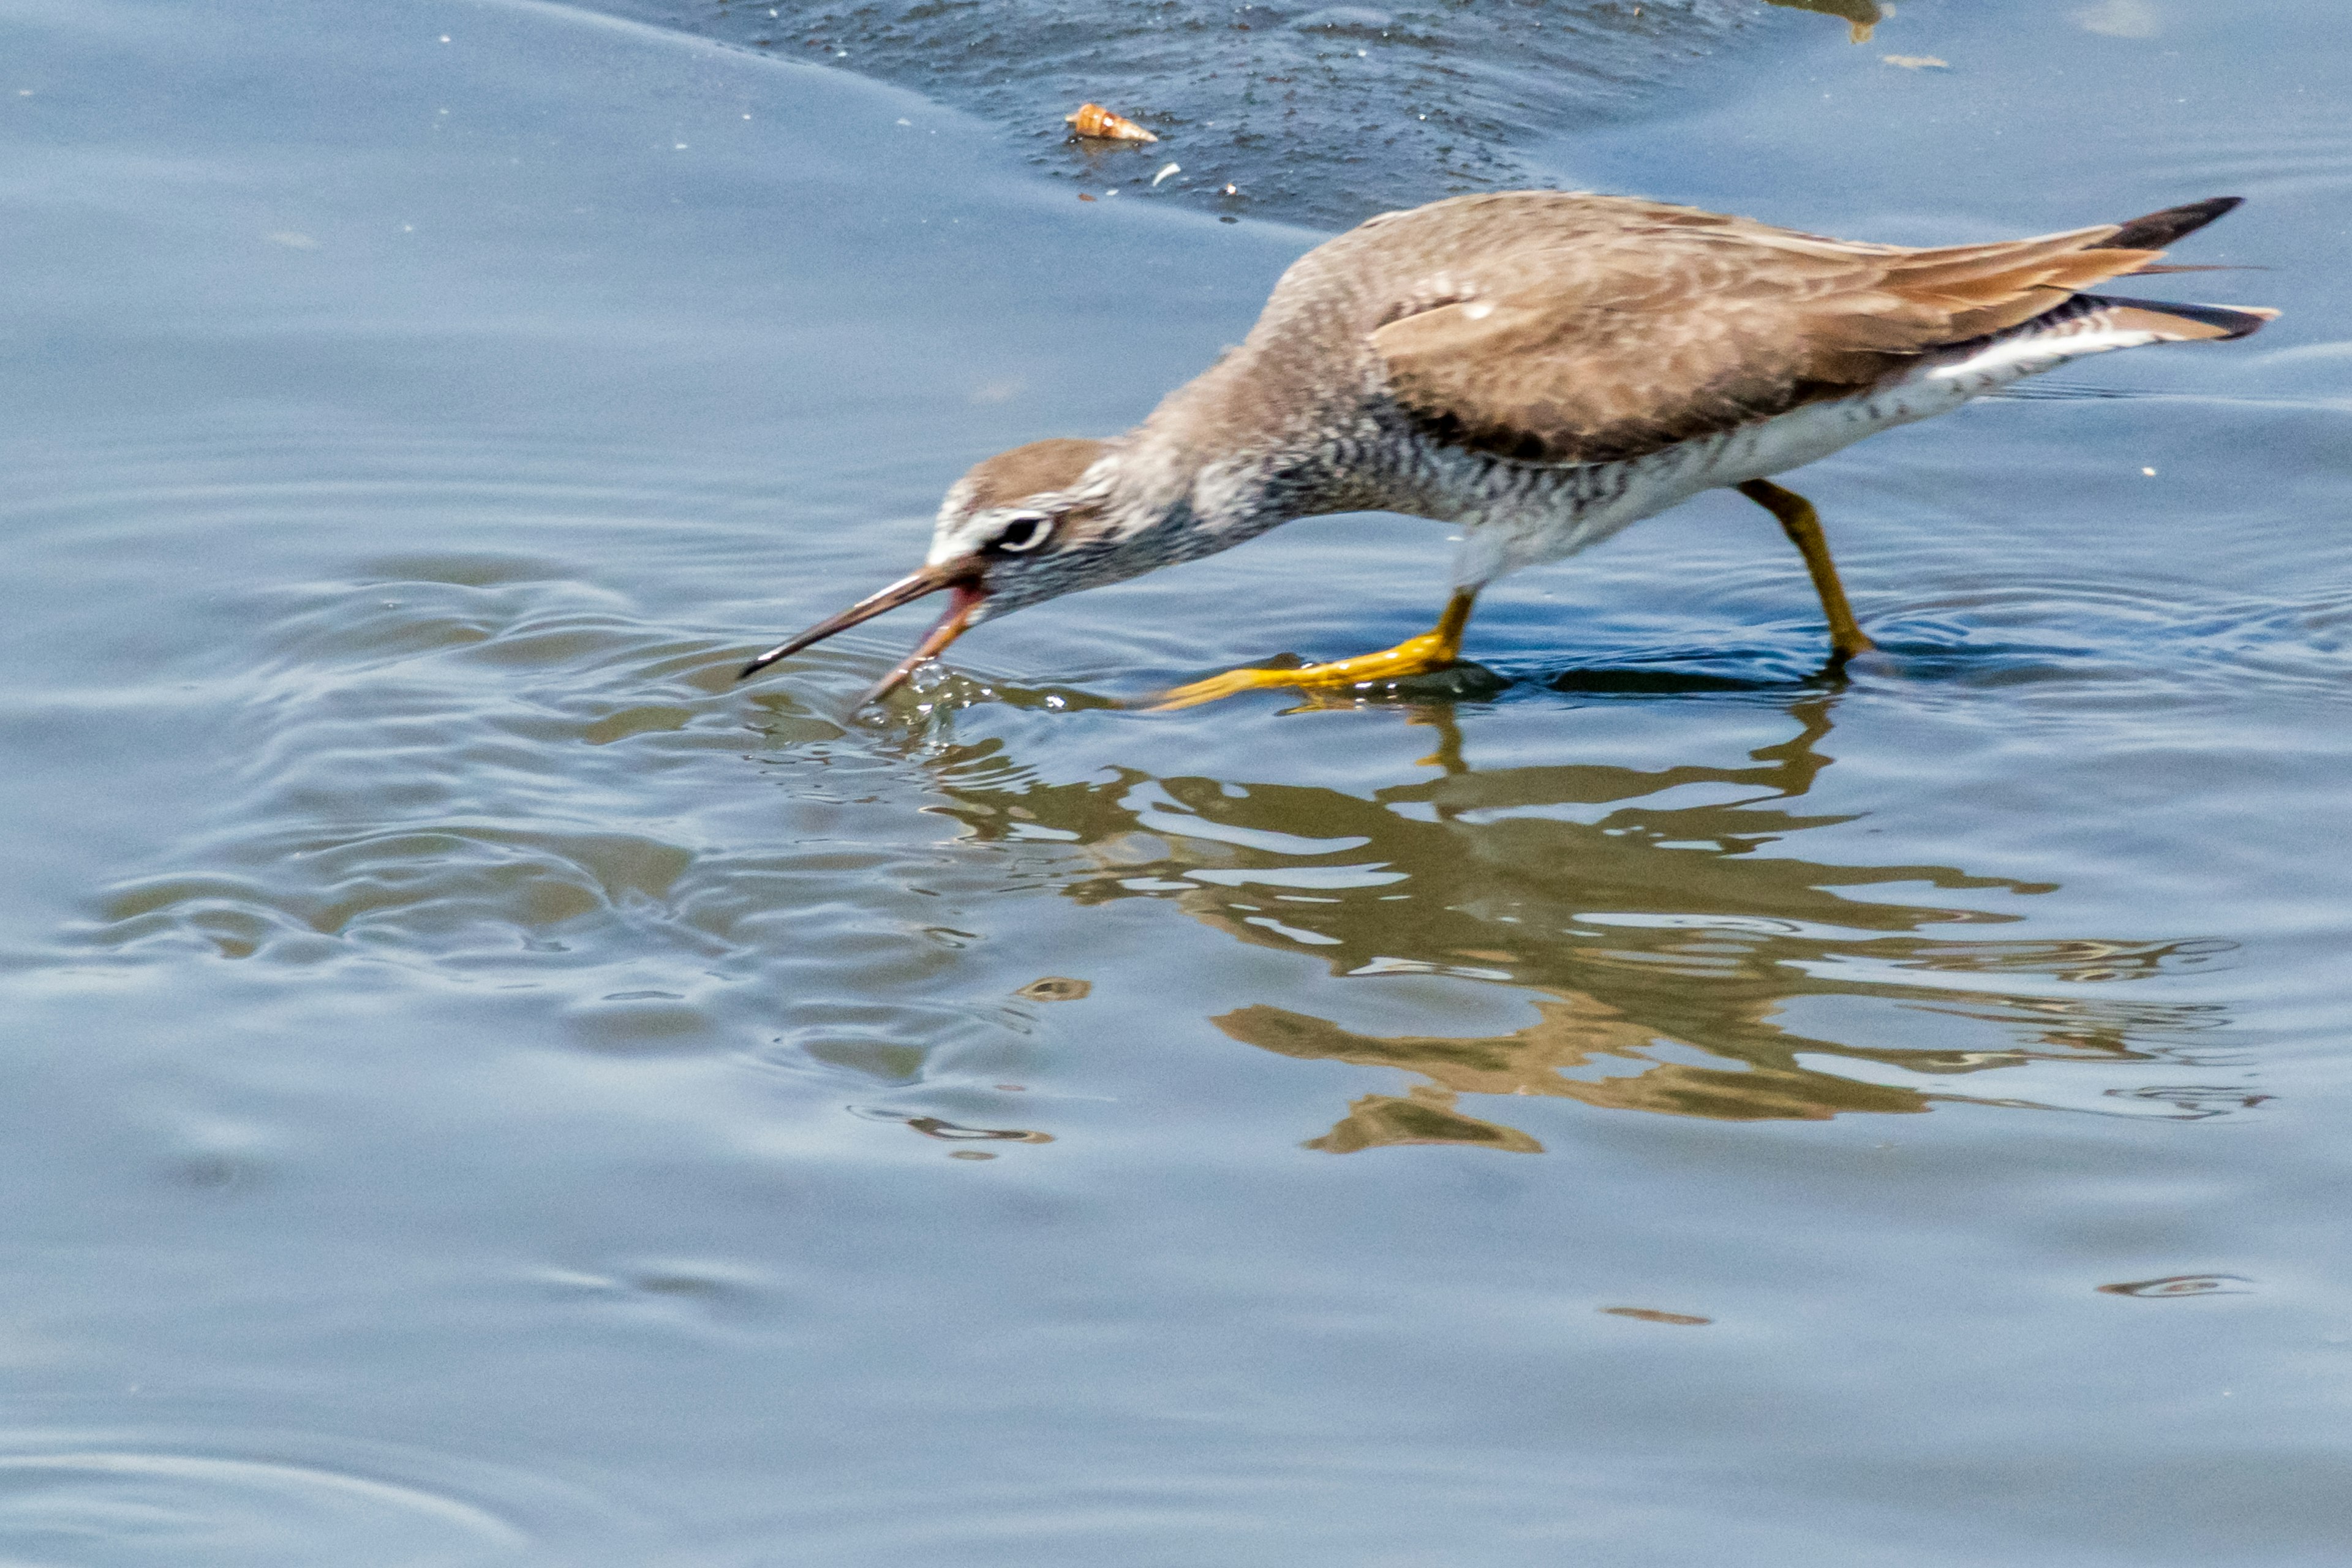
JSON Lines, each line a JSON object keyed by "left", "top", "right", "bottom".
{"left": 595, "top": 0, "right": 1808, "bottom": 228}
{"left": 4, "top": 0, "right": 2350, "bottom": 1561}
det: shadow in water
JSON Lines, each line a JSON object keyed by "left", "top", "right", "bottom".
{"left": 922, "top": 697, "right": 2236, "bottom": 1151}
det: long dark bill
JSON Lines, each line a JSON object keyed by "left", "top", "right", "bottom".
{"left": 736, "top": 562, "right": 987, "bottom": 702}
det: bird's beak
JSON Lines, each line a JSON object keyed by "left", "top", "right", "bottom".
{"left": 737, "top": 561, "right": 987, "bottom": 702}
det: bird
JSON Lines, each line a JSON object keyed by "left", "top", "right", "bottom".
{"left": 738, "top": 191, "right": 2275, "bottom": 707}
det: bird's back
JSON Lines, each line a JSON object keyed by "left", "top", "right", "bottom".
{"left": 1118, "top": 190, "right": 2268, "bottom": 566}
{"left": 1271, "top": 191, "right": 2258, "bottom": 467}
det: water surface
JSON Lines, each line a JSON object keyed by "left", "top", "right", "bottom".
{"left": 4, "top": 0, "right": 2351, "bottom": 1562}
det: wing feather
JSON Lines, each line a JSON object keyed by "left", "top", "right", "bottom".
{"left": 1366, "top": 203, "right": 2169, "bottom": 465}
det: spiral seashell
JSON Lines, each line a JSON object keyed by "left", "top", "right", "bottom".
{"left": 1065, "top": 102, "right": 1158, "bottom": 143}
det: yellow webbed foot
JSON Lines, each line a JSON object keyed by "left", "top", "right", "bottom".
{"left": 1146, "top": 590, "right": 1479, "bottom": 712}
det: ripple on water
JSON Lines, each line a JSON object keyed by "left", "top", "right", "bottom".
{"left": 30, "top": 427, "right": 2299, "bottom": 1144}
{"left": 0, "top": 1434, "right": 643, "bottom": 1567}
{"left": 1852, "top": 584, "right": 2352, "bottom": 706}
{"left": 532, "top": 1256, "right": 787, "bottom": 1333}
{"left": 579, "top": 0, "right": 1829, "bottom": 229}
{"left": 850, "top": 1104, "right": 1056, "bottom": 1144}
{"left": 94, "top": 825, "right": 701, "bottom": 965}
{"left": 917, "top": 705, "right": 2266, "bottom": 1147}
{"left": 47, "top": 435, "right": 998, "bottom": 1089}
{"left": 2095, "top": 1274, "right": 2255, "bottom": 1298}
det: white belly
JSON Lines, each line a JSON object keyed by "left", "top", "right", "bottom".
{"left": 1446, "top": 311, "right": 2181, "bottom": 587}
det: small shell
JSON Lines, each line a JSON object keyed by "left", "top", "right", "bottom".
{"left": 1065, "top": 102, "right": 1158, "bottom": 143}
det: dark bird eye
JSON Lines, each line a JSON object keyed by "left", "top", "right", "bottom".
{"left": 990, "top": 515, "right": 1050, "bottom": 553}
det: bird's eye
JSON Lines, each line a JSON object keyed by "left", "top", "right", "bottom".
{"left": 989, "top": 514, "right": 1052, "bottom": 553}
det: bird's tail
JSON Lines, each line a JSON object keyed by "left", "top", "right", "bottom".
{"left": 2094, "top": 196, "right": 2243, "bottom": 252}
{"left": 2074, "top": 293, "right": 2280, "bottom": 342}
{"left": 2068, "top": 199, "right": 2276, "bottom": 339}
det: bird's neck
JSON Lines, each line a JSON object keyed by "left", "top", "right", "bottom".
{"left": 1099, "top": 339, "right": 1371, "bottom": 552}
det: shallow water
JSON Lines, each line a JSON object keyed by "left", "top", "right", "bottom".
{"left": 4, "top": 0, "right": 2351, "bottom": 1561}
{"left": 600, "top": 0, "right": 1800, "bottom": 228}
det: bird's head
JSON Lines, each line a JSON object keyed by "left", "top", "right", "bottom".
{"left": 737, "top": 438, "right": 1118, "bottom": 699}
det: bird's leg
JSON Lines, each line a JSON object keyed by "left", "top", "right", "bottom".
{"left": 1148, "top": 589, "right": 1479, "bottom": 710}
{"left": 1735, "top": 479, "right": 1875, "bottom": 667}
{"left": 1405, "top": 701, "right": 1469, "bottom": 774}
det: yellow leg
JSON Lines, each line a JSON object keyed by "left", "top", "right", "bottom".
{"left": 1149, "top": 589, "right": 1479, "bottom": 710}
{"left": 1736, "top": 479, "right": 1875, "bottom": 667}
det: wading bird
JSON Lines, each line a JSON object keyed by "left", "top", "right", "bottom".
{"left": 739, "top": 192, "right": 2272, "bottom": 707}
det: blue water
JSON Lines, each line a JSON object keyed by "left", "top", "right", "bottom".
{"left": 4, "top": 0, "right": 2350, "bottom": 1561}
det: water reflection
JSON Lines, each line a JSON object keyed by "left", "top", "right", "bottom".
{"left": 1016, "top": 976, "right": 1094, "bottom": 1003}
{"left": 850, "top": 1106, "right": 1057, "bottom": 1145}
{"left": 1764, "top": 0, "right": 1881, "bottom": 44}
{"left": 0, "top": 1436, "right": 638, "bottom": 1567}
{"left": 600, "top": 0, "right": 1874, "bottom": 230}
{"left": 2095, "top": 1275, "right": 2254, "bottom": 1298}
{"left": 927, "top": 697, "right": 2237, "bottom": 1150}
{"left": 1601, "top": 1307, "right": 1713, "bottom": 1325}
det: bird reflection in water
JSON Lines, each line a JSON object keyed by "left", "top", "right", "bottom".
{"left": 1763, "top": 0, "right": 1884, "bottom": 45}
{"left": 923, "top": 695, "right": 2237, "bottom": 1152}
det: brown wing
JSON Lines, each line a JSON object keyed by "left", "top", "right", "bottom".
{"left": 1367, "top": 207, "right": 2168, "bottom": 465}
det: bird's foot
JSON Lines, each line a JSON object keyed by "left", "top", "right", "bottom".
{"left": 1147, "top": 628, "right": 1466, "bottom": 711}
{"left": 1822, "top": 629, "right": 1877, "bottom": 670}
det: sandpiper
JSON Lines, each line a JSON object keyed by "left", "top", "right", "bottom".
{"left": 741, "top": 192, "right": 2274, "bottom": 706}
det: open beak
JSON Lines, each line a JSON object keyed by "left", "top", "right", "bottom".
{"left": 736, "top": 561, "right": 987, "bottom": 703}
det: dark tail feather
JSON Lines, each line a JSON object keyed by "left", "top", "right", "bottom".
{"left": 2095, "top": 196, "right": 2243, "bottom": 251}
{"left": 2081, "top": 292, "right": 2279, "bottom": 341}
